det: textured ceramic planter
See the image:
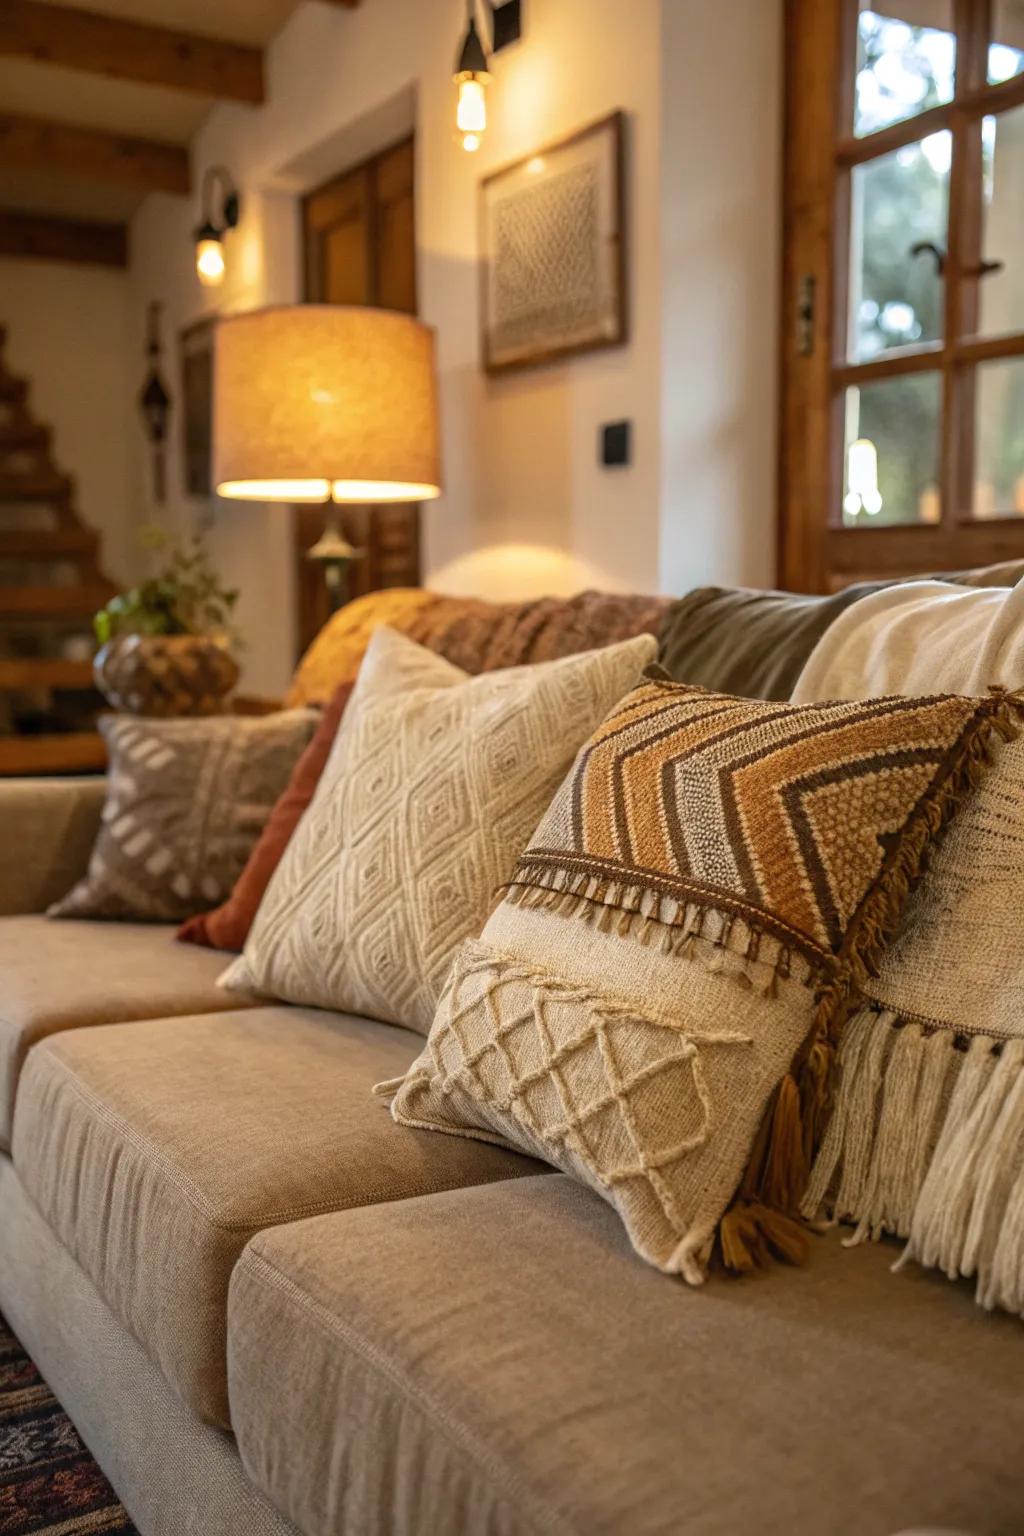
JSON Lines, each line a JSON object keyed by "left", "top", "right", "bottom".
{"left": 93, "top": 633, "right": 240, "bottom": 717}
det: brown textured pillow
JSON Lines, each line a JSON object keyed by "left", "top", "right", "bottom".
{"left": 50, "top": 710, "right": 317, "bottom": 924}
{"left": 385, "top": 676, "right": 1018, "bottom": 1283}
{"left": 178, "top": 683, "right": 353, "bottom": 952}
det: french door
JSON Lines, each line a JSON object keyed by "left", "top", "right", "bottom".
{"left": 780, "top": 0, "right": 1024, "bottom": 591}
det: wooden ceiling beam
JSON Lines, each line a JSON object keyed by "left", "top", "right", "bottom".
{"left": 0, "top": 1, "right": 264, "bottom": 104}
{"left": 0, "top": 112, "right": 189, "bottom": 196}
{"left": 0, "top": 209, "right": 128, "bottom": 269}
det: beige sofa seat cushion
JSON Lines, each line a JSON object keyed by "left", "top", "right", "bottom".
{"left": 0, "top": 914, "right": 256, "bottom": 1149}
{"left": 12, "top": 1007, "right": 540, "bottom": 1429}
{"left": 229, "top": 1176, "right": 1024, "bottom": 1536}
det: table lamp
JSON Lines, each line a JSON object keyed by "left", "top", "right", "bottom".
{"left": 213, "top": 304, "right": 443, "bottom": 600}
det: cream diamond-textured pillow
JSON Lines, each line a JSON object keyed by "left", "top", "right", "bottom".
{"left": 221, "top": 626, "right": 657, "bottom": 1033}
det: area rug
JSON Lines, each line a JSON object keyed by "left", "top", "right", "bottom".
{"left": 0, "top": 1315, "right": 137, "bottom": 1535}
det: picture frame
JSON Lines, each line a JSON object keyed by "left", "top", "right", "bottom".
{"left": 179, "top": 315, "right": 216, "bottom": 499}
{"left": 480, "top": 110, "right": 627, "bottom": 375}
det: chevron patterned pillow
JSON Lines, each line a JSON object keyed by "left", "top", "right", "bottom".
{"left": 384, "top": 673, "right": 1019, "bottom": 1285}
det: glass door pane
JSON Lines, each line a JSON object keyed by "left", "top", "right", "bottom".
{"left": 989, "top": 0, "right": 1024, "bottom": 83}
{"left": 842, "top": 373, "right": 943, "bottom": 526}
{"left": 978, "top": 107, "right": 1024, "bottom": 338}
{"left": 848, "top": 132, "right": 950, "bottom": 362}
{"left": 973, "top": 358, "right": 1024, "bottom": 518}
{"left": 854, "top": 4, "right": 955, "bottom": 138}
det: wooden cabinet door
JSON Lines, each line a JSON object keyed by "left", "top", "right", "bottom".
{"left": 297, "top": 135, "right": 420, "bottom": 656}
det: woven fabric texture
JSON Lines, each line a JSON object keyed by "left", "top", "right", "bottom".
{"left": 223, "top": 627, "right": 657, "bottom": 1034}
{"left": 178, "top": 683, "right": 353, "bottom": 952}
{"left": 794, "top": 579, "right": 1024, "bottom": 1318}
{"left": 388, "top": 675, "right": 1014, "bottom": 1283}
{"left": 49, "top": 710, "right": 316, "bottom": 924}
{"left": 285, "top": 587, "right": 668, "bottom": 708}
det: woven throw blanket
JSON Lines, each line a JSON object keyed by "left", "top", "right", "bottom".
{"left": 287, "top": 587, "right": 669, "bottom": 707}
{"left": 792, "top": 578, "right": 1024, "bottom": 704}
{"left": 385, "top": 673, "right": 1018, "bottom": 1283}
{"left": 793, "top": 579, "right": 1024, "bottom": 1316}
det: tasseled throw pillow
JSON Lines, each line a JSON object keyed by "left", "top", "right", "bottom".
{"left": 221, "top": 626, "right": 658, "bottom": 1034}
{"left": 383, "top": 673, "right": 1017, "bottom": 1285}
{"left": 803, "top": 725, "right": 1024, "bottom": 1317}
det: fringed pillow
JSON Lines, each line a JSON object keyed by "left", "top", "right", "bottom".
{"left": 381, "top": 674, "right": 1017, "bottom": 1285}
{"left": 804, "top": 719, "right": 1024, "bottom": 1316}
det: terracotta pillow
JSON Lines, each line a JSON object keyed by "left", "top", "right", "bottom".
{"left": 178, "top": 682, "right": 353, "bottom": 952}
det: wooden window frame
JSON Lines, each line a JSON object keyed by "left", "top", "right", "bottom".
{"left": 779, "top": 0, "right": 1024, "bottom": 592}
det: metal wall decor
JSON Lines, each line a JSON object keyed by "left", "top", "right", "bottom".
{"left": 139, "top": 301, "right": 171, "bottom": 504}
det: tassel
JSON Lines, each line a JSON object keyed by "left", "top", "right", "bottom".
{"left": 718, "top": 1201, "right": 811, "bottom": 1274}
{"left": 761, "top": 1074, "right": 808, "bottom": 1212}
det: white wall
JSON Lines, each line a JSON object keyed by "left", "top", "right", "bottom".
{"left": 659, "top": 0, "right": 782, "bottom": 596}
{"left": 0, "top": 259, "right": 137, "bottom": 586}
{"left": 129, "top": 0, "right": 783, "bottom": 695}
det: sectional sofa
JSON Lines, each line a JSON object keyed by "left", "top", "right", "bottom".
{"left": 3, "top": 581, "right": 1024, "bottom": 1536}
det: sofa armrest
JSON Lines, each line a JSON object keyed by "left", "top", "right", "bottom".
{"left": 0, "top": 777, "right": 106, "bottom": 916}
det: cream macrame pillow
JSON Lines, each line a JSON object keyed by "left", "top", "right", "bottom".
{"left": 383, "top": 675, "right": 1017, "bottom": 1285}
{"left": 804, "top": 726, "right": 1024, "bottom": 1317}
{"left": 221, "top": 626, "right": 657, "bottom": 1033}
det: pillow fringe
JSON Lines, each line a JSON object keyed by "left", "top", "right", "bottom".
{"left": 720, "top": 690, "right": 1023, "bottom": 1278}
{"left": 800, "top": 1004, "right": 1024, "bottom": 1316}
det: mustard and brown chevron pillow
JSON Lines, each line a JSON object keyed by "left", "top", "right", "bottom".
{"left": 384, "top": 673, "right": 1019, "bottom": 1284}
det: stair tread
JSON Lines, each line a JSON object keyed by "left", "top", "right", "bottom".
{"left": 0, "top": 731, "right": 106, "bottom": 776}
{"left": 0, "top": 657, "right": 96, "bottom": 691}
{"left": 0, "top": 527, "right": 98, "bottom": 557}
{"left": 0, "top": 471, "right": 71, "bottom": 501}
{"left": 0, "top": 422, "right": 48, "bottom": 451}
{"left": 0, "top": 584, "right": 113, "bottom": 618}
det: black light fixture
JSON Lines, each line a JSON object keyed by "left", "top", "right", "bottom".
{"left": 454, "top": 1, "right": 491, "bottom": 153}
{"left": 139, "top": 302, "right": 171, "bottom": 503}
{"left": 194, "top": 166, "right": 240, "bottom": 288}
{"left": 490, "top": 0, "right": 523, "bottom": 52}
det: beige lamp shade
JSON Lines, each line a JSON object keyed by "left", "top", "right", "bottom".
{"left": 213, "top": 304, "right": 442, "bottom": 504}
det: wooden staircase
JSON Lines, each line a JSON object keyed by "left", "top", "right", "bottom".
{"left": 0, "top": 325, "right": 117, "bottom": 774}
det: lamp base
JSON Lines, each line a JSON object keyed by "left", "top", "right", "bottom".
{"left": 306, "top": 511, "right": 365, "bottom": 612}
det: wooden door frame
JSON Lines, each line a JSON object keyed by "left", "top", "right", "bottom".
{"left": 301, "top": 132, "right": 417, "bottom": 309}
{"left": 779, "top": 0, "right": 1024, "bottom": 592}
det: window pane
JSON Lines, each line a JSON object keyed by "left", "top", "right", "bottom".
{"left": 854, "top": 5, "right": 955, "bottom": 139}
{"left": 989, "top": 0, "right": 1024, "bottom": 85}
{"left": 848, "top": 133, "right": 950, "bottom": 363}
{"left": 842, "top": 373, "right": 942, "bottom": 527}
{"left": 978, "top": 108, "right": 1024, "bottom": 339}
{"left": 973, "top": 358, "right": 1024, "bottom": 518}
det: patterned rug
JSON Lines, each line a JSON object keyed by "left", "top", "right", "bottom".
{"left": 0, "top": 1315, "right": 137, "bottom": 1535}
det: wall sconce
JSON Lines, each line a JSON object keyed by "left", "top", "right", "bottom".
{"left": 194, "top": 166, "right": 240, "bottom": 288}
{"left": 454, "top": 2, "right": 490, "bottom": 153}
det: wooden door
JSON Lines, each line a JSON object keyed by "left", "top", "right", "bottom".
{"left": 297, "top": 135, "right": 420, "bottom": 655}
{"left": 780, "top": 0, "right": 1024, "bottom": 591}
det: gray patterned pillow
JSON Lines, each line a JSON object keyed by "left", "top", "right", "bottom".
{"left": 50, "top": 710, "right": 317, "bottom": 923}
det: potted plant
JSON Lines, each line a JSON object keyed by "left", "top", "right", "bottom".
{"left": 93, "top": 526, "right": 242, "bottom": 717}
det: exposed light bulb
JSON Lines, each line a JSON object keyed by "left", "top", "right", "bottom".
{"left": 457, "top": 75, "right": 487, "bottom": 151}
{"left": 196, "top": 235, "right": 226, "bottom": 288}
